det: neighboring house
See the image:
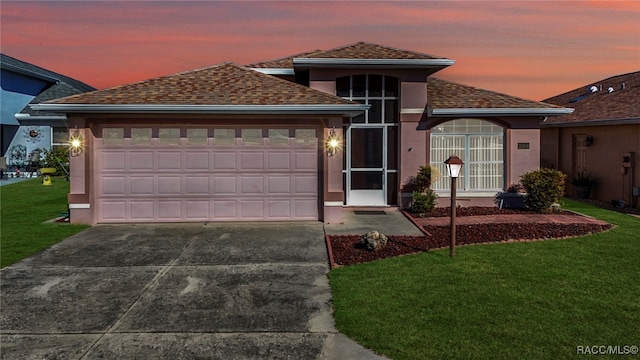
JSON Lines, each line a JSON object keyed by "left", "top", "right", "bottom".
{"left": 541, "top": 71, "right": 640, "bottom": 209}
{"left": 0, "top": 54, "right": 95, "bottom": 170}
{"left": 33, "top": 42, "right": 572, "bottom": 224}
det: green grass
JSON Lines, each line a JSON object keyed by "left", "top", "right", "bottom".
{"left": 0, "top": 178, "right": 89, "bottom": 267}
{"left": 329, "top": 199, "right": 640, "bottom": 360}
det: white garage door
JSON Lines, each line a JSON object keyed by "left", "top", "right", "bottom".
{"left": 95, "top": 127, "right": 319, "bottom": 223}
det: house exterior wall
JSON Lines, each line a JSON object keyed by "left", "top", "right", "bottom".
{"left": 541, "top": 123, "right": 640, "bottom": 209}
{"left": 509, "top": 129, "right": 540, "bottom": 186}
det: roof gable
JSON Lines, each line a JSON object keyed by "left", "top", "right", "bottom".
{"left": 308, "top": 41, "right": 447, "bottom": 60}
{"left": 427, "top": 77, "right": 565, "bottom": 115}
{"left": 542, "top": 71, "right": 640, "bottom": 124}
{"left": 48, "top": 62, "right": 357, "bottom": 106}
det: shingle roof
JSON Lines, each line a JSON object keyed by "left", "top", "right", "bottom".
{"left": 427, "top": 77, "right": 561, "bottom": 110}
{"left": 247, "top": 50, "right": 323, "bottom": 69}
{"left": 542, "top": 71, "right": 640, "bottom": 124}
{"left": 308, "top": 41, "right": 448, "bottom": 60}
{"left": 48, "top": 62, "right": 357, "bottom": 106}
{"left": 247, "top": 42, "right": 449, "bottom": 69}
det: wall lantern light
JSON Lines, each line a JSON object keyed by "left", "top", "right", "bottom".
{"left": 444, "top": 155, "right": 465, "bottom": 257}
{"left": 69, "top": 126, "right": 84, "bottom": 157}
{"left": 585, "top": 136, "right": 594, "bottom": 147}
{"left": 326, "top": 128, "right": 341, "bottom": 157}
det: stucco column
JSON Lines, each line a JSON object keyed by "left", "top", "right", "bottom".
{"left": 67, "top": 118, "right": 93, "bottom": 224}
{"left": 399, "top": 80, "right": 428, "bottom": 208}
{"left": 323, "top": 117, "right": 344, "bottom": 223}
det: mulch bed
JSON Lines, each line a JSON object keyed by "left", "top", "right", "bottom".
{"left": 327, "top": 207, "right": 613, "bottom": 267}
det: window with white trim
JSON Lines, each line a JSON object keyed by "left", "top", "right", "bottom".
{"left": 430, "top": 119, "right": 504, "bottom": 191}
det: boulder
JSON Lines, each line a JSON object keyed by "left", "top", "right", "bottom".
{"left": 360, "top": 230, "right": 388, "bottom": 251}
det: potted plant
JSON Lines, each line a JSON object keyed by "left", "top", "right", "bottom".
{"left": 495, "top": 183, "right": 526, "bottom": 209}
{"left": 570, "top": 171, "right": 596, "bottom": 199}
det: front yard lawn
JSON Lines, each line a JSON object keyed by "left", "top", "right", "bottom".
{"left": 329, "top": 199, "right": 640, "bottom": 359}
{"left": 0, "top": 178, "right": 89, "bottom": 267}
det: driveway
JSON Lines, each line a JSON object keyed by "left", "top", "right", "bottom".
{"left": 1, "top": 223, "right": 386, "bottom": 359}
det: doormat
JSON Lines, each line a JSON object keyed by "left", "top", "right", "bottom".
{"left": 354, "top": 210, "right": 387, "bottom": 215}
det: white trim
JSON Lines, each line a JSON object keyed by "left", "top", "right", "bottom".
{"left": 293, "top": 58, "right": 455, "bottom": 68}
{"left": 251, "top": 68, "right": 295, "bottom": 76}
{"left": 30, "top": 103, "right": 370, "bottom": 117}
{"left": 400, "top": 108, "right": 426, "bottom": 114}
{"left": 69, "top": 203, "right": 91, "bottom": 209}
{"left": 324, "top": 201, "right": 344, "bottom": 207}
{"left": 431, "top": 108, "right": 574, "bottom": 117}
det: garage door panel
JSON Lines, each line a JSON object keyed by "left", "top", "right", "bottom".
{"left": 267, "top": 152, "right": 291, "bottom": 170}
{"left": 157, "top": 176, "right": 182, "bottom": 195}
{"left": 130, "top": 152, "right": 154, "bottom": 170}
{"left": 240, "top": 176, "right": 264, "bottom": 195}
{"left": 294, "top": 176, "right": 317, "bottom": 195}
{"left": 185, "top": 176, "right": 209, "bottom": 195}
{"left": 130, "top": 201, "right": 154, "bottom": 220}
{"left": 267, "top": 176, "right": 291, "bottom": 194}
{"left": 130, "top": 176, "right": 154, "bottom": 195}
{"left": 267, "top": 199, "right": 292, "bottom": 218}
{"left": 185, "top": 152, "right": 210, "bottom": 170}
{"left": 101, "top": 177, "right": 127, "bottom": 196}
{"left": 212, "top": 200, "right": 237, "bottom": 219}
{"left": 240, "top": 200, "right": 264, "bottom": 218}
{"left": 212, "top": 176, "right": 237, "bottom": 194}
{"left": 97, "top": 127, "right": 318, "bottom": 223}
{"left": 185, "top": 201, "right": 209, "bottom": 220}
{"left": 213, "top": 152, "right": 237, "bottom": 170}
{"left": 157, "top": 151, "right": 182, "bottom": 170}
{"left": 293, "top": 152, "right": 317, "bottom": 170}
{"left": 294, "top": 199, "right": 318, "bottom": 218}
{"left": 158, "top": 200, "right": 182, "bottom": 220}
{"left": 101, "top": 152, "right": 126, "bottom": 171}
{"left": 100, "top": 201, "right": 127, "bottom": 221}
{"left": 239, "top": 152, "right": 265, "bottom": 170}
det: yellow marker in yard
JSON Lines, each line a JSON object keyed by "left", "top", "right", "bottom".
{"left": 40, "top": 168, "right": 56, "bottom": 186}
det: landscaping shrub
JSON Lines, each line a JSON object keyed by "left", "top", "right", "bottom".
{"left": 411, "top": 189, "right": 438, "bottom": 213}
{"left": 520, "top": 168, "right": 566, "bottom": 213}
{"left": 414, "top": 165, "right": 441, "bottom": 192}
{"left": 39, "top": 147, "right": 70, "bottom": 176}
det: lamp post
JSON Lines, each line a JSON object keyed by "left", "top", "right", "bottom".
{"left": 444, "top": 155, "right": 464, "bottom": 257}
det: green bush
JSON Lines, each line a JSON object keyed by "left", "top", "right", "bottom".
{"left": 411, "top": 189, "right": 438, "bottom": 213}
{"left": 414, "top": 165, "right": 441, "bottom": 192}
{"left": 520, "top": 168, "right": 566, "bottom": 213}
{"left": 39, "top": 147, "right": 70, "bottom": 177}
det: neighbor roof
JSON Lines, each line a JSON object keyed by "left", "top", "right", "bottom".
{"left": 33, "top": 62, "right": 368, "bottom": 116}
{"left": 427, "top": 77, "right": 572, "bottom": 116}
{"left": 542, "top": 71, "right": 640, "bottom": 126}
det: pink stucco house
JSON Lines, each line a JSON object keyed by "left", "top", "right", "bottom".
{"left": 33, "top": 42, "right": 572, "bottom": 224}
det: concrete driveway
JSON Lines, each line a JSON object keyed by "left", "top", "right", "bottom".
{"left": 1, "top": 223, "right": 386, "bottom": 359}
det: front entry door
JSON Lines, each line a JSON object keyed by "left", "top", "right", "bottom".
{"left": 347, "top": 127, "right": 385, "bottom": 206}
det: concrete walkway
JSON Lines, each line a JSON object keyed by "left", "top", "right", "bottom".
{"left": 324, "top": 209, "right": 424, "bottom": 236}
{"left": 1, "top": 223, "right": 387, "bottom": 360}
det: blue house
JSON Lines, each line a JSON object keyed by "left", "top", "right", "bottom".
{"left": 1, "top": 54, "right": 95, "bottom": 171}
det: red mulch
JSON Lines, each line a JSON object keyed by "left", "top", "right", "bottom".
{"left": 327, "top": 207, "right": 613, "bottom": 267}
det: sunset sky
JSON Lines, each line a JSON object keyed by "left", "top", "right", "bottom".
{"left": 2, "top": 1, "right": 638, "bottom": 101}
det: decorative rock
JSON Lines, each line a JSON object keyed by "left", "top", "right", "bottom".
{"left": 360, "top": 230, "right": 388, "bottom": 251}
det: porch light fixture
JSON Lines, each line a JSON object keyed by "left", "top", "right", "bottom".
{"left": 444, "top": 155, "right": 464, "bottom": 257}
{"left": 326, "top": 128, "right": 341, "bottom": 157}
{"left": 69, "top": 126, "right": 84, "bottom": 157}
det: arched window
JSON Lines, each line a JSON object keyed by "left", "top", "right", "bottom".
{"left": 430, "top": 119, "right": 504, "bottom": 191}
